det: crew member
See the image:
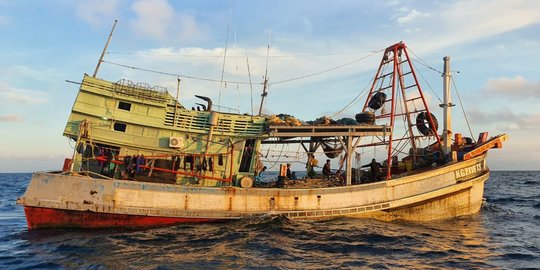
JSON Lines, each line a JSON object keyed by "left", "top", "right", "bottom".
{"left": 362, "top": 158, "right": 381, "bottom": 181}
{"left": 286, "top": 163, "right": 292, "bottom": 179}
{"left": 322, "top": 159, "right": 332, "bottom": 180}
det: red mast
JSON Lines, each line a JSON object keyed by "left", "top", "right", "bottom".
{"left": 362, "top": 42, "right": 442, "bottom": 179}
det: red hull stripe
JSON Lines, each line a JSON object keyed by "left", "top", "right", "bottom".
{"left": 24, "top": 206, "right": 215, "bottom": 229}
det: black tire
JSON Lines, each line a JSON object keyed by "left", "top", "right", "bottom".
{"left": 368, "top": 92, "right": 387, "bottom": 110}
{"left": 355, "top": 112, "right": 376, "bottom": 124}
{"left": 416, "top": 112, "right": 438, "bottom": 136}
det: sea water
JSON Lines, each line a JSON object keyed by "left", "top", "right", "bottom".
{"left": 0, "top": 171, "right": 538, "bottom": 269}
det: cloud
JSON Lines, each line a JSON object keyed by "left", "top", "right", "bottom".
{"left": 397, "top": 9, "right": 430, "bottom": 24}
{"left": 0, "top": 82, "right": 48, "bottom": 105}
{"left": 76, "top": 0, "right": 120, "bottom": 27}
{"left": 130, "top": 0, "right": 173, "bottom": 39}
{"left": 0, "top": 114, "right": 23, "bottom": 122}
{"left": 130, "top": 0, "right": 204, "bottom": 41}
{"left": 484, "top": 76, "right": 540, "bottom": 99}
{"left": 394, "top": 0, "right": 540, "bottom": 54}
{"left": 468, "top": 109, "right": 540, "bottom": 131}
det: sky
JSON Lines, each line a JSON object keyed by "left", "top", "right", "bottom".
{"left": 1, "top": 0, "right": 539, "bottom": 172}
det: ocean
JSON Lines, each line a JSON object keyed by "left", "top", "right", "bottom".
{"left": 0, "top": 171, "right": 538, "bottom": 269}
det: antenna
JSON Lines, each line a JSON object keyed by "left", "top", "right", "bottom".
{"left": 93, "top": 20, "right": 118, "bottom": 77}
{"left": 245, "top": 49, "right": 254, "bottom": 116}
{"left": 173, "top": 77, "right": 181, "bottom": 126}
{"left": 218, "top": 9, "right": 233, "bottom": 109}
{"left": 258, "top": 28, "right": 271, "bottom": 116}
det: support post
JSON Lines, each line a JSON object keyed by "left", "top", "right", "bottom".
{"left": 346, "top": 136, "right": 353, "bottom": 185}
{"left": 441, "top": 56, "right": 453, "bottom": 155}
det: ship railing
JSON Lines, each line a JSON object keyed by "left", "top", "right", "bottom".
{"left": 112, "top": 79, "right": 169, "bottom": 103}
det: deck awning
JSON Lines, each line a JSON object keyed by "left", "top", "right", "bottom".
{"left": 263, "top": 124, "right": 391, "bottom": 140}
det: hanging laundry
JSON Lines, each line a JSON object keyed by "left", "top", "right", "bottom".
{"left": 218, "top": 154, "right": 224, "bottom": 166}
{"left": 208, "top": 157, "right": 213, "bottom": 171}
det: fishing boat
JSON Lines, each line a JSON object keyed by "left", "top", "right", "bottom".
{"left": 17, "top": 24, "right": 507, "bottom": 229}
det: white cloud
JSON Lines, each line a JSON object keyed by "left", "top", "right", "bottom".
{"left": 397, "top": 9, "right": 430, "bottom": 24}
{"left": 394, "top": 0, "right": 540, "bottom": 54}
{"left": 441, "top": 0, "right": 540, "bottom": 38}
{"left": 0, "top": 82, "right": 48, "bottom": 105}
{"left": 129, "top": 0, "right": 204, "bottom": 41}
{"left": 130, "top": 0, "right": 174, "bottom": 39}
{"left": 484, "top": 76, "right": 540, "bottom": 99}
{"left": 76, "top": 0, "right": 120, "bottom": 27}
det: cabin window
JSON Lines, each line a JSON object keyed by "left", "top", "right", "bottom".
{"left": 118, "top": 101, "right": 132, "bottom": 111}
{"left": 113, "top": 122, "right": 127, "bottom": 132}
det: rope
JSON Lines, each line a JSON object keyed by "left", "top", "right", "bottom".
{"left": 103, "top": 49, "right": 382, "bottom": 88}
{"left": 102, "top": 60, "right": 258, "bottom": 85}
{"left": 408, "top": 49, "right": 443, "bottom": 74}
{"left": 270, "top": 49, "right": 384, "bottom": 85}
{"left": 411, "top": 60, "right": 443, "bottom": 103}
{"left": 106, "top": 50, "right": 383, "bottom": 58}
{"left": 329, "top": 76, "right": 374, "bottom": 118}
{"left": 265, "top": 144, "right": 286, "bottom": 170}
{"left": 451, "top": 76, "right": 476, "bottom": 140}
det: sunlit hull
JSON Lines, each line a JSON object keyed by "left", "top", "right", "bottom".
{"left": 18, "top": 155, "right": 488, "bottom": 229}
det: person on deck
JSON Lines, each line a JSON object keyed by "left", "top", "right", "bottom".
{"left": 286, "top": 163, "right": 292, "bottom": 179}
{"left": 362, "top": 158, "right": 381, "bottom": 181}
{"left": 323, "top": 159, "right": 332, "bottom": 180}
{"left": 255, "top": 166, "right": 267, "bottom": 183}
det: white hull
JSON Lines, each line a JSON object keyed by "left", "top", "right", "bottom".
{"left": 17, "top": 154, "right": 489, "bottom": 228}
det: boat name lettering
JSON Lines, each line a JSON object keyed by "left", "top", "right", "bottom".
{"left": 454, "top": 163, "right": 483, "bottom": 179}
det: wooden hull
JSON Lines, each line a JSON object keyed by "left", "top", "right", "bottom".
{"left": 18, "top": 155, "right": 489, "bottom": 229}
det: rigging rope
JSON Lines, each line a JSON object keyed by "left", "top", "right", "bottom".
{"left": 106, "top": 50, "right": 383, "bottom": 58}
{"left": 102, "top": 60, "right": 257, "bottom": 85}
{"left": 102, "top": 49, "right": 381, "bottom": 88}
{"left": 270, "top": 49, "right": 384, "bottom": 85}
{"left": 451, "top": 76, "right": 476, "bottom": 141}
{"left": 329, "top": 76, "right": 374, "bottom": 118}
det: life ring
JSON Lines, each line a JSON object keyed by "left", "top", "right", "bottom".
{"left": 368, "top": 92, "right": 387, "bottom": 110}
{"left": 416, "top": 112, "right": 438, "bottom": 136}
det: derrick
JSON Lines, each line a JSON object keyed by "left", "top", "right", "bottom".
{"left": 362, "top": 42, "right": 443, "bottom": 179}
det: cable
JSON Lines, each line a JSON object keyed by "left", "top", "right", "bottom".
{"left": 106, "top": 50, "right": 383, "bottom": 58}
{"left": 270, "top": 49, "right": 384, "bottom": 85}
{"left": 103, "top": 49, "right": 381, "bottom": 88}
{"left": 451, "top": 76, "right": 476, "bottom": 140}
{"left": 411, "top": 60, "right": 443, "bottom": 103}
{"left": 102, "top": 60, "right": 258, "bottom": 85}
{"left": 329, "top": 76, "right": 374, "bottom": 118}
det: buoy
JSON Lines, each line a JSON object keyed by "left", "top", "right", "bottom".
{"left": 240, "top": 176, "right": 253, "bottom": 188}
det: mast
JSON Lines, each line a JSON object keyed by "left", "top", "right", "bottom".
{"left": 258, "top": 78, "right": 268, "bottom": 116}
{"left": 258, "top": 30, "right": 271, "bottom": 116}
{"left": 363, "top": 42, "right": 443, "bottom": 180}
{"left": 173, "top": 78, "right": 181, "bottom": 127}
{"left": 441, "top": 56, "right": 453, "bottom": 156}
{"left": 93, "top": 20, "right": 118, "bottom": 78}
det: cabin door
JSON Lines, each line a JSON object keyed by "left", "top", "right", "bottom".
{"left": 239, "top": 139, "right": 256, "bottom": 172}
